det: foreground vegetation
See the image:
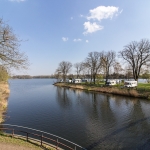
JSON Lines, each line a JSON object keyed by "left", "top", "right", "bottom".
{"left": 0, "top": 81, "right": 10, "bottom": 123}
{"left": 0, "top": 132, "right": 54, "bottom": 150}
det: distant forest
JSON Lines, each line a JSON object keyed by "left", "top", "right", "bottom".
{"left": 11, "top": 73, "right": 134, "bottom": 80}
{"left": 11, "top": 75, "right": 55, "bottom": 79}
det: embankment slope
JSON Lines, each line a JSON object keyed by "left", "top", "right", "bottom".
{"left": 54, "top": 82, "right": 150, "bottom": 99}
{"left": 0, "top": 82, "right": 10, "bottom": 123}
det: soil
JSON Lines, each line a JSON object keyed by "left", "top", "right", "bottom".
{"left": 0, "top": 142, "right": 43, "bottom": 150}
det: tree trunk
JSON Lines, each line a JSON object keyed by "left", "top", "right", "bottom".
{"left": 93, "top": 74, "right": 96, "bottom": 84}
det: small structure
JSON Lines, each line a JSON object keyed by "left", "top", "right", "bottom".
{"left": 124, "top": 81, "right": 137, "bottom": 87}
{"left": 106, "top": 80, "right": 116, "bottom": 86}
{"left": 72, "top": 79, "right": 82, "bottom": 83}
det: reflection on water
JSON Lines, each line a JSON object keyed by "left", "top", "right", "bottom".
{"left": 56, "top": 87, "right": 72, "bottom": 108}
{"left": 4, "top": 79, "right": 150, "bottom": 149}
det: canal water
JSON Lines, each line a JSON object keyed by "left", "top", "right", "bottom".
{"left": 4, "top": 79, "right": 150, "bottom": 149}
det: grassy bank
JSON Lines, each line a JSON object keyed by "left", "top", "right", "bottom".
{"left": 0, "top": 81, "right": 10, "bottom": 123}
{"left": 54, "top": 82, "right": 150, "bottom": 100}
{"left": 0, "top": 132, "right": 54, "bottom": 150}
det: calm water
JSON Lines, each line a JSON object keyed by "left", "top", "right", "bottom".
{"left": 3, "top": 79, "right": 150, "bottom": 149}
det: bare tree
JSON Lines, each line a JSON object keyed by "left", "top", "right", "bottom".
{"left": 113, "top": 61, "right": 123, "bottom": 79}
{"left": 0, "top": 18, "right": 29, "bottom": 70}
{"left": 142, "top": 69, "right": 150, "bottom": 83}
{"left": 74, "top": 62, "right": 83, "bottom": 78}
{"left": 119, "top": 39, "right": 150, "bottom": 81}
{"left": 101, "top": 51, "right": 116, "bottom": 84}
{"left": 55, "top": 68, "right": 62, "bottom": 81}
{"left": 84, "top": 52, "right": 102, "bottom": 84}
{"left": 0, "top": 65, "right": 8, "bottom": 81}
{"left": 56, "top": 61, "right": 72, "bottom": 82}
{"left": 82, "top": 61, "right": 91, "bottom": 81}
{"left": 124, "top": 65, "right": 133, "bottom": 80}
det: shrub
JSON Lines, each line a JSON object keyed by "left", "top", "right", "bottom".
{"left": 0, "top": 66, "right": 9, "bottom": 82}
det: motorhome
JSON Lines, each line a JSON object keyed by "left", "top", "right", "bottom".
{"left": 124, "top": 81, "right": 137, "bottom": 88}
{"left": 72, "top": 79, "right": 82, "bottom": 83}
{"left": 106, "top": 80, "right": 116, "bottom": 86}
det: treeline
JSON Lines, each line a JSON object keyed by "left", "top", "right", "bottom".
{"left": 55, "top": 39, "right": 150, "bottom": 84}
{"left": 11, "top": 75, "right": 56, "bottom": 79}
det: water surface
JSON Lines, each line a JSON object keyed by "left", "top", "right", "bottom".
{"left": 4, "top": 79, "right": 150, "bottom": 149}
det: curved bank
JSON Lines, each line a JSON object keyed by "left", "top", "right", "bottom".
{"left": 54, "top": 82, "right": 150, "bottom": 100}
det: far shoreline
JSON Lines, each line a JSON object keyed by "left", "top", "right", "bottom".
{"left": 54, "top": 82, "right": 150, "bottom": 100}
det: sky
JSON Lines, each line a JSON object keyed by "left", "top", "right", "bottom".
{"left": 0, "top": 0, "right": 150, "bottom": 75}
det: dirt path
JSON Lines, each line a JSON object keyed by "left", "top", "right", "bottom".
{"left": 0, "top": 142, "right": 43, "bottom": 150}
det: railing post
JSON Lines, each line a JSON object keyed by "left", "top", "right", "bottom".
{"left": 74, "top": 146, "right": 76, "bottom": 150}
{"left": 12, "top": 129, "right": 14, "bottom": 138}
{"left": 41, "top": 134, "right": 43, "bottom": 146}
{"left": 56, "top": 138, "right": 59, "bottom": 150}
{"left": 26, "top": 133, "right": 29, "bottom": 142}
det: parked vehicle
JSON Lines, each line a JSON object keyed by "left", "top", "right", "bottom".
{"left": 72, "top": 79, "right": 82, "bottom": 83}
{"left": 124, "top": 81, "right": 137, "bottom": 87}
{"left": 106, "top": 80, "right": 116, "bottom": 86}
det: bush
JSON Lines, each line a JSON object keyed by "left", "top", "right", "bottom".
{"left": 0, "top": 66, "right": 9, "bottom": 82}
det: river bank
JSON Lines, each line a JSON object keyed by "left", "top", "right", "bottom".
{"left": 54, "top": 82, "right": 150, "bottom": 100}
{"left": 0, "top": 82, "right": 10, "bottom": 123}
{"left": 0, "top": 133, "right": 54, "bottom": 150}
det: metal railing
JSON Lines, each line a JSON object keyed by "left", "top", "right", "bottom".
{"left": 0, "top": 124, "right": 86, "bottom": 150}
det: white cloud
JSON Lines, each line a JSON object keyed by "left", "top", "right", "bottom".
{"left": 86, "top": 40, "right": 89, "bottom": 43}
{"left": 83, "top": 6, "right": 121, "bottom": 34}
{"left": 62, "top": 37, "right": 68, "bottom": 42}
{"left": 87, "top": 6, "right": 119, "bottom": 21}
{"left": 73, "top": 39, "right": 82, "bottom": 42}
{"left": 9, "top": 0, "right": 26, "bottom": 2}
{"left": 83, "top": 22, "right": 103, "bottom": 35}
{"left": 71, "top": 17, "right": 73, "bottom": 20}
{"left": 80, "top": 14, "right": 84, "bottom": 18}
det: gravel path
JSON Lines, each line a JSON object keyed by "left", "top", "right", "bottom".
{"left": 0, "top": 142, "right": 43, "bottom": 150}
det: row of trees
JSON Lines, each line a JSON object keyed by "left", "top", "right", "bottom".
{"left": 55, "top": 39, "right": 150, "bottom": 84}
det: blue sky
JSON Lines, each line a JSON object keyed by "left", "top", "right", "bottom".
{"left": 1, "top": 0, "right": 150, "bottom": 75}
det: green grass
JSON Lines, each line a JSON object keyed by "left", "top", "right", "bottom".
{"left": 70, "top": 82, "right": 150, "bottom": 92}
{"left": 137, "top": 83, "right": 150, "bottom": 92}
{"left": 80, "top": 82, "right": 105, "bottom": 87}
{"left": 0, "top": 132, "right": 54, "bottom": 150}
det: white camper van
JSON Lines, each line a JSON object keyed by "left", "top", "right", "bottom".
{"left": 73, "top": 79, "right": 82, "bottom": 83}
{"left": 106, "top": 80, "right": 116, "bottom": 86}
{"left": 124, "top": 81, "right": 137, "bottom": 88}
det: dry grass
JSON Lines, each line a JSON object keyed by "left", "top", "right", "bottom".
{"left": 0, "top": 82, "right": 10, "bottom": 123}
{"left": 54, "top": 82, "right": 150, "bottom": 99}
{"left": 0, "top": 133, "right": 55, "bottom": 150}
